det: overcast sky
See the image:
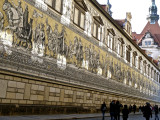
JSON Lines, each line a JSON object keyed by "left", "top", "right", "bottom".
{"left": 97, "top": 0, "right": 160, "bottom": 34}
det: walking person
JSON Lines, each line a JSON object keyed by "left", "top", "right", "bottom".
{"left": 101, "top": 102, "right": 107, "bottom": 120}
{"left": 110, "top": 100, "right": 116, "bottom": 120}
{"left": 129, "top": 105, "right": 132, "bottom": 113}
{"left": 122, "top": 105, "right": 129, "bottom": 120}
{"left": 115, "top": 101, "right": 122, "bottom": 120}
{"left": 139, "top": 106, "right": 142, "bottom": 113}
{"left": 143, "top": 102, "right": 152, "bottom": 120}
{"left": 154, "top": 105, "right": 159, "bottom": 120}
{"left": 133, "top": 104, "right": 136, "bottom": 114}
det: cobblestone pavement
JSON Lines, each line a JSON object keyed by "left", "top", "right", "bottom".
{"left": 75, "top": 114, "right": 160, "bottom": 120}
{"left": 0, "top": 113, "right": 159, "bottom": 120}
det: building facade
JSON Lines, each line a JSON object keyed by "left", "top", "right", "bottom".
{"left": 0, "top": 0, "right": 160, "bottom": 115}
{"left": 133, "top": 0, "right": 160, "bottom": 61}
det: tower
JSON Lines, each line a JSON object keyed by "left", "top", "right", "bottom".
{"left": 147, "top": 0, "right": 159, "bottom": 24}
{"left": 106, "top": 0, "right": 112, "bottom": 16}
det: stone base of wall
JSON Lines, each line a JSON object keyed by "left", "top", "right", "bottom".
{"left": 0, "top": 71, "right": 158, "bottom": 115}
{"left": 0, "top": 104, "right": 95, "bottom": 115}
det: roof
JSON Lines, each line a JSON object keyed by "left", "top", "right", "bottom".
{"left": 115, "top": 19, "right": 125, "bottom": 28}
{"left": 139, "top": 21, "right": 160, "bottom": 46}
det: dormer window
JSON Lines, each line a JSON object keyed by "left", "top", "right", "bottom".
{"left": 145, "top": 41, "right": 151, "bottom": 45}
{"left": 73, "top": 0, "right": 88, "bottom": 29}
{"left": 92, "top": 16, "right": 104, "bottom": 40}
{"left": 44, "top": 0, "right": 63, "bottom": 13}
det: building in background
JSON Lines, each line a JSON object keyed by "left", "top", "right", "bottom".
{"left": 132, "top": 0, "right": 160, "bottom": 64}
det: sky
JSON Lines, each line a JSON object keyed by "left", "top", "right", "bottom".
{"left": 97, "top": 0, "right": 160, "bottom": 34}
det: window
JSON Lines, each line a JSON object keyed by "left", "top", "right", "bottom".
{"left": 73, "top": 7, "right": 85, "bottom": 29}
{"left": 145, "top": 41, "right": 151, "bottom": 45}
{"left": 107, "top": 35, "right": 113, "bottom": 49}
{"left": 92, "top": 16, "right": 104, "bottom": 40}
{"left": 132, "top": 52, "right": 137, "bottom": 67}
{"left": 107, "top": 29, "right": 115, "bottom": 50}
{"left": 126, "top": 50, "right": 130, "bottom": 63}
{"left": 148, "top": 65, "right": 150, "bottom": 77}
{"left": 44, "top": 0, "right": 63, "bottom": 13}
{"left": 151, "top": 68, "right": 153, "bottom": 78}
{"left": 138, "top": 57, "right": 142, "bottom": 70}
{"left": 73, "top": 0, "right": 88, "bottom": 29}
{"left": 117, "top": 38, "right": 124, "bottom": 57}
{"left": 143, "top": 61, "right": 147, "bottom": 74}
{"left": 126, "top": 45, "right": 131, "bottom": 63}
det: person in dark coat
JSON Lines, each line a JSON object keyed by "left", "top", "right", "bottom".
{"left": 143, "top": 102, "right": 152, "bottom": 120}
{"left": 154, "top": 105, "right": 159, "bottom": 120}
{"left": 133, "top": 104, "right": 136, "bottom": 114}
{"left": 122, "top": 105, "right": 129, "bottom": 120}
{"left": 101, "top": 102, "right": 107, "bottom": 120}
{"left": 139, "top": 106, "right": 142, "bottom": 113}
{"left": 110, "top": 100, "right": 116, "bottom": 120}
{"left": 129, "top": 105, "right": 132, "bottom": 113}
{"left": 115, "top": 101, "right": 122, "bottom": 120}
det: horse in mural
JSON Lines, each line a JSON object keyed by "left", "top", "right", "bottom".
{"left": 3, "top": 0, "right": 32, "bottom": 49}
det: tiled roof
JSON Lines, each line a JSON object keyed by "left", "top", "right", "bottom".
{"left": 140, "top": 21, "right": 160, "bottom": 46}
{"left": 115, "top": 19, "right": 125, "bottom": 28}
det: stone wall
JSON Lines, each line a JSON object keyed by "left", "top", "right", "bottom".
{"left": 0, "top": 0, "right": 160, "bottom": 115}
{"left": 0, "top": 70, "right": 157, "bottom": 115}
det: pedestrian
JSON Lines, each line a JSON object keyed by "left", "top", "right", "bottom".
{"left": 101, "top": 102, "right": 107, "bottom": 120}
{"left": 139, "top": 106, "right": 142, "bottom": 113}
{"left": 115, "top": 101, "right": 122, "bottom": 120}
{"left": 154, "top": 105, "right": 159, "bottom": 120}
{"left": 129, "top": 105, "right": 132, "bottom": 113}
{"left": 143, "top": 102, "right": 152, "bottom": 120}
{"left": 110, "top": 100, "right": 116, "bottom": 120}
{"left": 133, "top": 104, "right": 136, "bottom": 114}
{"left": 122, "top": 105, "right": 129, "bottom": 120}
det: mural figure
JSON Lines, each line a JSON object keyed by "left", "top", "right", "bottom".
{"left": 66, "top": 41, "right": 73, "bottom": 63}
{"left": 32, "top": 23, "right": 45, "bottom": 56}
{"left": 72, "top": 37, "right": 84, "bottom": 67}
{"left": 46, "top": 19, "right": 59, "bottom": 57}
{"left": 0, "top": 12, "right": 4, "bottom": 31}
{"left": 122, "top": 68, "right": 126, "bottom": 83}
{"left": 77, "top": 38, "right": 83, "bottom": 68}
{"left": 101, "top": 54, "right": 108, "bottom": 77}
{"left": 114, "top": 62, "right": 122, "bottom": 81}
{"left": 3, "top": 0, "right": 33, "bottom": 49}
{"left": 132, "top": 72, "right": 136, "bottom": 87}
{"left": 126, "top": 68, "right": 131, "bottom": 85}
{"left": 109, "top": 58, "right": 114, "bottom": 78}
{"left": 83, "top": 45, "right": 89, "bottom": 69}
{"left": 58, "top": 26, "right": 67, "bottom": 55}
